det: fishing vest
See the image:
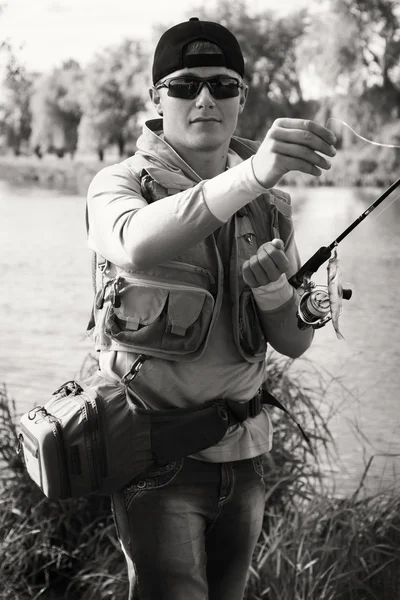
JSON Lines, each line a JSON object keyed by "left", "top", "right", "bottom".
{"left": 88, "top": 154, "right": 294, "bottom": 364}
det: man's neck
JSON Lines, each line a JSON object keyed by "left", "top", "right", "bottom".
{"left": 187, "top": 151, "right": 228, "bottom": 179}
{"left": 165, "top": 138, "right": 230, "bottom": 179}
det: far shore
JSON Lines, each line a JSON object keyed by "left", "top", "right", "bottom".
{"left": 0, "top": 152, "right": 394, "bottom": 195}
{"left": 0, "top": 154, "right": 109, "bottom": 196}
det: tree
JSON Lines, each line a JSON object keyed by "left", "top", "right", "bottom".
{"left": 178, "top": 0, "right": 308, "bottom": 139}
{"left": 30, "top": 60, "right": 83, "bottom": 158}
{"left": 301, "top": 0, "right": 400, "bottom": 93}
{"left": 78, "top": 40, "right": 149, "bottom": 160}
{"left": 299, "top": 0, "right": 400, "bottom": 146}
{"left": 0, "top": 64, "right": 33, "bottom": 155}
{"left": 0, "top": 2, "right": 34, "bottom": 154}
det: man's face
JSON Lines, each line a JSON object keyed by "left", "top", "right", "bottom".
{"left": 150, "top": 66, "right": 248, "bottom": 156}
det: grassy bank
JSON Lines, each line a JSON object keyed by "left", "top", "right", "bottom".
{"left": 0, "top": 145, "right": 398, "bottom": 196}
{"left": 0, "top": 155, "right": 106, "bottom": 196}
{"left": 1, "top": 355, "right": 400, "bottom": 599}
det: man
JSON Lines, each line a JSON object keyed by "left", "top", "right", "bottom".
{"left": 87, "top": 17, "right": 336, "bottom": 600}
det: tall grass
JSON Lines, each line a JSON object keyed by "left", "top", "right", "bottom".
{"left": 244, "top": 360, "right": 400, "bottom": 600}
{"left": 0, "top": 378, "right": 128, "bottom": 599}
{"left": 247, "top": 491, "right": 400, "bottom": 600}
{"left": 1, "top": 355, "right": 400, "bottom": 599}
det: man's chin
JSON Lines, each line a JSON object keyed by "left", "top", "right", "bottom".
{"left": 190, "top": 132, "right": 226, "bottom": 152}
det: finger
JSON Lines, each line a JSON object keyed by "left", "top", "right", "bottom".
{"left": 248, "top": 254, "right": 275, "bottom": 286}
{"left": 260, "top": 244, "right": 290, "bottom": 274}
{"left": 270, "top": 238, "right": 285, "bottom": 250}
{"left": 250, "top": 251, "right": 281, "bottom": 284}
{"left": 270, "top": 154, "right": 322, "bottom": 177}
{"left": 273, "top": 118, "right": 337, "bottom": 146}
{"left": 242, "top": 259, "right": 260, "bottom": 288}
{"left": 268, "top": 127, "right": 336, "bottom": 157}
{"left": 271, "top": 140, "right": 332, "bottom": 170}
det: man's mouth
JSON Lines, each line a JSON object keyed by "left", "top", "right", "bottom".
{"left": 191, "top": 117, "right": 221, "bottom": 123}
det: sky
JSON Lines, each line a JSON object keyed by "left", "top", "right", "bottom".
{"left": 1, "top": 0, "right": 311, "bottom": 74}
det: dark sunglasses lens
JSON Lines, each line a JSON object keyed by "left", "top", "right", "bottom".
{"left": 210, "top": 79, "right": 240, "bottom": 99}
{"left": 167, "top": 79, "right": 201, "bottom": 99}
{"left": 167, "top": 78, "right": 240, "bottom": 99}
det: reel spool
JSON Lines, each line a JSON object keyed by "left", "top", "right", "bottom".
{"left": 297, "top": 286, "right": 331, "bottom": 330}
{"left": 297, "top": 285, "right": 352, "bottom": 330}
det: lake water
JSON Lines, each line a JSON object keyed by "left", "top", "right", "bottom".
{"left": 1, "top": 179, "right": 399, "bottom": 496}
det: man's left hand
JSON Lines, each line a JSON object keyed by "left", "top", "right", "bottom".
{"left": 242, "top": 238, "right": 290, "bottom": 288}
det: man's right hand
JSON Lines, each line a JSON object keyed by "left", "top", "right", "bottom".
{"left": 252, "top": 118, "right": 337, "bottom": 189}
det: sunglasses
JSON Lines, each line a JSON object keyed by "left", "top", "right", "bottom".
{"left": 155, "top": 76, "right": 244, "bottom": 100}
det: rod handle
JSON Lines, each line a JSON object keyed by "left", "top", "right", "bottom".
{"left": 288, "top": 246, "right": 332, "bottom": 289}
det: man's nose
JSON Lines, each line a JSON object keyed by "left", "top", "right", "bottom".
{"left": 195, "top": 82, "right": 216, "bottom": 108}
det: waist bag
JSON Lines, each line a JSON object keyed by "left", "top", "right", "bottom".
{"left": 18, "top": 363, "right": 309, "bottom": 501}
{"left": 17, "top": 370, "right": 252, "bottom": 500}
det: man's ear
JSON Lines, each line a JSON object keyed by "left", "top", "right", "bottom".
{"left": 238, "top": 84, "right": 249, "bottom": 114}
{"left": 149, "top": 87, "right": 163, "bottom": 116}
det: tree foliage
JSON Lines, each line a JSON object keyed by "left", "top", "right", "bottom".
{"left": 0, "top": 1, "right": 34, "bottom": 154}
{"left": 299, "top": 0, "right": 400, "bottom": 100}
{"left": 78, "top": 40, "right": 149, "bottom": 160}
{"left": 30, "top": 60, "right": 83, "bottom": 157}
{"left": 298, "top": 0, "right": 400, "bottom": 147}
{"left": 0, "top": 64, "right": 33, "bottom": 155}
{"left": 186, "top": 0, "right": 309, "bottom": 138}
{"left": 1, "top": 0, "right": 400, "bottom": 158}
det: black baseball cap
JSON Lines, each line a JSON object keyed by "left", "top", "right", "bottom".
{"left": 152, "top": 17, "right": 245, "bottom": 84}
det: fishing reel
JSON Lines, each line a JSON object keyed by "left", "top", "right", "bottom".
{"left": 288, "top": 176, "right": 400, "bottom": 333}
{"left": 297, "top": 279, "right": 352, "bottom": 331}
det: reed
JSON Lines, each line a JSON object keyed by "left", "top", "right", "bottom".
{"left": 1, "top": 355, "right": 399, "bottom": 599}
{"left": 246, "top": 489, "right": 400, "bottom": 599}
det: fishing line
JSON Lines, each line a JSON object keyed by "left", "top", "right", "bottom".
{"left": 326, "top": 117, "right": 400, "bottom": 149}
{"left": 324, "top": 118, "right": 400, "bottom": 222}
{"left": 368, "top": 193, "right": 400, "bottom": 222}
{"left": 290, "top": 118, "right": 400, "bottom": 335}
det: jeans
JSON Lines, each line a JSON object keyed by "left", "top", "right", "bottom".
{"left": 111, "top": 455, "right": 266, "bottom": 600}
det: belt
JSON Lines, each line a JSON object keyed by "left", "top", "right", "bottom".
{"left": 225, "top": 387, "right": 310, "bottom": 445}
{"left": 226, "top": 388, "right": 263, "bottom": 422}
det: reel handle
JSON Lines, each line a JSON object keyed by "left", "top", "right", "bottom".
{"left": 343, "top": 288, "right": 352, "bottom": 300}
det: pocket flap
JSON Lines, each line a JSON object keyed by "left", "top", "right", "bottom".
{"left": 168, "top": 289, "right": 206, "bottom": 336}
{"left": 115, "top": 286, "right": 168, "bottom": 330}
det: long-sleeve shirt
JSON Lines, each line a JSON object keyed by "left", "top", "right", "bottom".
{"left": 87, "top": 119, "right": 313, "bottom": 461}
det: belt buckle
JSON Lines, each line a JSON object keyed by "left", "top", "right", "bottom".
{"left": 249, "top": 389, "right": 262, "bottom": 418}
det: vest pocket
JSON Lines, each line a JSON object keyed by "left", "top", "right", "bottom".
{"left": 104, "top": 277, "right": 215, "bottom": 355}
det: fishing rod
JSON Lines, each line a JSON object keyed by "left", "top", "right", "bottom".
{"left": 289, "top": 175, "right": 400, "bottom": 289}
{"left": 288, "top": 175, "right": 400, "bottom": 330}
